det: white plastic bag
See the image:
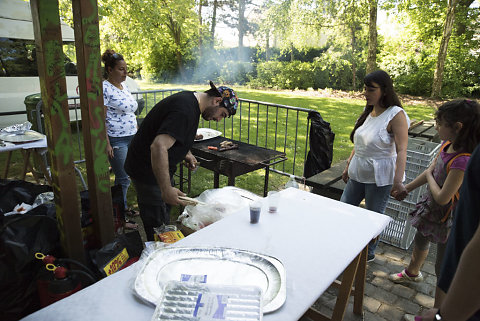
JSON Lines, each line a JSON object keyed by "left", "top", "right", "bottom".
{"left": 178, "top": 186, "right": 261, "bottom": 231}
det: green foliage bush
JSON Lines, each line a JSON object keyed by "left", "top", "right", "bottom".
{"left": 250, "top": 61, "right": 317, "bottom": 89}
{"left": 440, "top": 41, "right": 480, "bottom": 98}
{"left": 383, "top": 52, "right": 436, "bottom": 97}
{"left": 249, "top": 56, "right": 366, "bottom": 91}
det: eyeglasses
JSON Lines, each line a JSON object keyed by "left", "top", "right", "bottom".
{"left": 112, "top": 53, "right": 122, "bottom": 59}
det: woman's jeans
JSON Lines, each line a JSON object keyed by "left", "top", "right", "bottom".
{"left": 108, "top": 135, "right": 134, "bottom": 210}
{"left": 340, "top": 179, "right": 392, "bottom": 257}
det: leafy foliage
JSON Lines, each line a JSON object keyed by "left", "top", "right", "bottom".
{"left": 377, "top": 0, "right": 480, "bottom": 98}
{"left": 97, "top": 0, "right": 200, "bottom": 81}
{"left": 55, "top": 0, "right": 479, "bottom": 97}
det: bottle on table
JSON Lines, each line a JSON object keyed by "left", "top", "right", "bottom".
{"left": 285, "top": 174, "right": 299, "bottom": 189}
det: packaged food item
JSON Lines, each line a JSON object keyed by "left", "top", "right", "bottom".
{"left": 151, "top": 281, "right": 263, "bottom": 321}
{"left": 153, "top": 224, "right": 184, "bottom": 243}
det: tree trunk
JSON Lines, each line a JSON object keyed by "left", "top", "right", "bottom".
{"left": 166, "top": 15, "right": 185, "bottom": 80}
{"left": 351, "top": 25, "right": 356, "bottom": 90}
{"left": 366, "top": 0, "right": 378, "bottom": 74}
{"left": 198, "top": 0, "right": 203, "bottom": 58}
{"left": 238, "top": 0, "right": 246, "bottom": 61}
{"left": 266, "top": 33, "right": 270, "bottom": 62}
{"left": 431, "top": 0, "right": 459, "bottom": 98}
{"left": 211, "top": 0, "right": 218, "bottom": 47}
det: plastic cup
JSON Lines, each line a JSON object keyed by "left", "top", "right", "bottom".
{"left": 267, "top": 191, "right": 280, "bottom": 213}
{"left": 249, "top": 201, "right": 261, "bottom": 224}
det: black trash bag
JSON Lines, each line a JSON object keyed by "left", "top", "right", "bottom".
{"left": 303, "top": 111, "right": 335, "bottom": 178}
{"left": 0, "top": 205, "right": 61, "bottom": 321}
{"left": 0, "top": 179, "right": 52, "bottom": 218}
{"left": 92, "top": 230, "right": 143, "bottom": 277}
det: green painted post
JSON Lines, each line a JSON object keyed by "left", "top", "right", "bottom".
{"left": 71, "top": 0, "right": 115, "bottom": 245}
{"left": 30, "top": 0, "right": 85, "bottom": 263}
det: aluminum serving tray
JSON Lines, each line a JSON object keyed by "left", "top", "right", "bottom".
{"left": 134, "top": 247, "right": 286, "bottom": 313}
{"left": 0, "top": 130, "right": 45, "bottom": 143}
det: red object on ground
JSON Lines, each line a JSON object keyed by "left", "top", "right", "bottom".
{"left": 207, "top": 146, "right": 218, "bottom": 150}
{"left": 53, "top": 266, "right": 68, "bottom": 279}
{"left": 37, "top": 269, "right": 82, "bottom": 308}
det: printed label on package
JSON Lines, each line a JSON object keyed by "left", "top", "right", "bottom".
{"left": 103, "top": 248, "right": 129, "bottom": 276}
{"left": 193, "top": 293, "right": 229, "bottom": 319}
{"left": 180, "top": 274, "right": 207, "bottom": 283}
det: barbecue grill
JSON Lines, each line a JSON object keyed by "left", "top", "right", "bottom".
{"left": 183, "top": 137, "right": 287, "bottom": 196}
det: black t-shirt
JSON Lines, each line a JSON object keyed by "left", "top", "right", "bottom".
{"left": 438, "top": 144, "right": 480, "bottom": 320}
{"left": 125, "top": 91, "right": 200, "bottom": 185}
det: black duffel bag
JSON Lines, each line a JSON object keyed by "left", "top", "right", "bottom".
{"left": 0, "top": 180, "right": 60, "bottom": 321}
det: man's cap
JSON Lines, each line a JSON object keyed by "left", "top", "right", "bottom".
{"left": 209, "top": 81, "right": 238, "bottom": 116}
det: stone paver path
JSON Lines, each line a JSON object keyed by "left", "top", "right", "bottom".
{"left": 301, "top": 241, "right": 438, "bottom": 321}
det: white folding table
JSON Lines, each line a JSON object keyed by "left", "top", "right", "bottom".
{"left": 1, "top": 135, "right": 51, "bottom": 184}
{"left": 22, "top": 188, "right": 390, "bottom": 321}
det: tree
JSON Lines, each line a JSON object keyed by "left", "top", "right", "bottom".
{"left": 221, "top": 0, "right": 258, "bottom": 61}
{"left": 366, "top": 0, "right": 378, "bottom": 74}
{"left": 211, "top": 0, "right": 218, "bottom": 44}
{"left": 198, "top": 0, "right": 206, "bottom": 56}
{"left": 326, "top": 0, "right": 369, "bottom": 89}
{"left": 376, "top": 0, "right": 476, "bottom": 97}
{"left": 98, "top": 0, "right": 199, "bottom": 80}
{"left": 431, "top": 0, "right": 459, "bottom": 97}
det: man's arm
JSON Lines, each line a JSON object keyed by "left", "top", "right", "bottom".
{"left": 150, "top": 134, "right": 186, "bottom": 206}
{"left": 421, "top": 222, "right": 480, "bottom": 320}
{"left": 439, "top": 220, "right": 480, "bottom": 320}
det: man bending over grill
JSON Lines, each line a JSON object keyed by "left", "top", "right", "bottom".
{"left": 124, "top": 81, "right": 238, "bottom": 241}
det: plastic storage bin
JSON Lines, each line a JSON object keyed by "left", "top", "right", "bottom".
{"left": 380, "top": 200, "right": 418, "bottom": 249}
{"left": 380, "top": 138, "right": 441, "bottom": 249}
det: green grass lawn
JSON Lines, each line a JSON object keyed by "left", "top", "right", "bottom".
{"left": 138, "top": 81, "right": 436, "bottom": 163}
{"left": 1, "top": 83, "right": 436, "bottom": 220}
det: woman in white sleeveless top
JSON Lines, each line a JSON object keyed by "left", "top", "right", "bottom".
{"left": 341, "top": 70, "right": 410, "bottom": 262}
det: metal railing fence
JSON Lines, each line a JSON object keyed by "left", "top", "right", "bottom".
{"left": 32, "top": 89, "right": 316, "bottom": 189}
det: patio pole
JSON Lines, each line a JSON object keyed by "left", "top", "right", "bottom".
{"left": 72, "top": 0, "right": 115, "bottom": 245}
{"left": 30, "top": 0, "right": 85, "bottom": 262}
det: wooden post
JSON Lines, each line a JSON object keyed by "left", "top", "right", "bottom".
{"left": 30, "top": 0, "right": 85, "bottom": 262}
{"left": 71, "top": 0, "right": 115, "bottom": 245}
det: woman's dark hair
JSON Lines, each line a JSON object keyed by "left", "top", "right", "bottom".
{"left": 101, "top": 49, "right": 124, "bottom": 79}
{"left": 436, "top": 99, "right": 480, "bottom": 153}
{"left": 349, "top": 70, "right": 402, "bottom": 142}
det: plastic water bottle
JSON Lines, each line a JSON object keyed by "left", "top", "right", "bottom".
{"left": 285, "top": 174, "right": 299, "bottom": 189}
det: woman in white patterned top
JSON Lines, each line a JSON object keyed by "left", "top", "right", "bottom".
{"left": 102, "top": 49, "right": 138, "bottom": 227}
